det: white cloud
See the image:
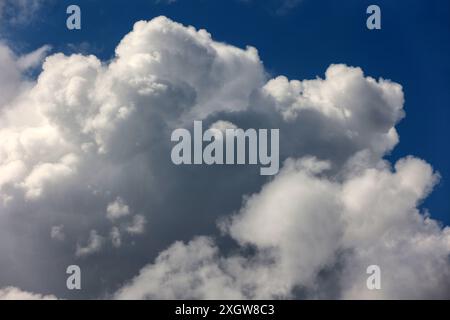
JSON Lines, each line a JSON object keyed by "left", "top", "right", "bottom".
{"left": 0, "top": 43, "right": 50, "bottom": 108}
{"left": 115, "top": 237, "right": 245, "bottom": 300}
{"left": 0, "top": 286, "right": 56, "bottom": 300}
{"left": 107, "top": 197, "right": 131, "bottom": 221}
{"left": 0, "top": 16, "right": 448, "bottom": 299}
{"left": 125, "top": 215, "right": 146, "bottom": 235}
{"left": 16, "top": 45, "right": 51, "bottom": 71}
{"left": 106, "top": 197, "right": 145, "bottom": 242}
{"left": 76, "top": 230, "right": 104, "bottom": 257}
{"left": 116, "top": 156, "right": 450, "bottom": 299}
{"left": 21, "top": 153, "right": 79, "bottom": 199}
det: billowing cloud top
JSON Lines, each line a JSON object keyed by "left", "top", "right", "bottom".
{"left": 0, "top": 16, "right": 449, "bottom": 299}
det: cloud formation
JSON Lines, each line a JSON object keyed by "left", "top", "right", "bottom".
{"left": 0, "top": 16, "right": 448, "bottom": 299}
{"left": 0, "top": 286, "right": 56, "bottom": 300}
{"left": 116, "top": 157, "right": 450, "bottom": 299}
{"left": 0, "top": 42, "right": 50, "bottom": 108}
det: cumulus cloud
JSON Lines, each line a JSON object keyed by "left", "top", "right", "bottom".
{"left": 116, "top": 157, "right": 450, "bottom": 299}
{"left": 106, "top": 197, "right": 145, "bottom": 243}
{"left": 0, "top": 16, "right": 448, "bottom": 299}
{"left": 107, "top": 197, "right": 130, "bottom": 221}
{"left": 115, "top": 236, "right": 244, "bottom": 300}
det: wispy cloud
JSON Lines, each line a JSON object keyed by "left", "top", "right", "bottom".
{"left": 238, "top": 0, "right": 303, "bottom": 15}
{"left": 0, "top": 0, "right": 46, "bottom": 25}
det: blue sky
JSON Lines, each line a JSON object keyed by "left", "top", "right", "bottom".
{"left": 5, "top": 0, "right": 447, "bottom": 224}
